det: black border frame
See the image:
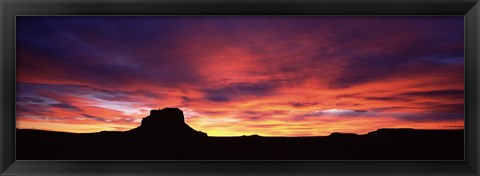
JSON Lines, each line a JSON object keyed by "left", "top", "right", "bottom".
{"left": 1, "top": 0, "right": 479, "bottom": 175}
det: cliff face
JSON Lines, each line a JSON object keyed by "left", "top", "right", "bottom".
{"left": 129, "top": 108, "right": 207, "bottom": 137}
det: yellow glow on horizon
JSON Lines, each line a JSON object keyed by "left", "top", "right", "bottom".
{"left": 17, "top": 120, "right": 137, "bottom": 133}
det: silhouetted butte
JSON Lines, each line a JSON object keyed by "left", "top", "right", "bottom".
{"left": 128, "top": 107, "right": 207, "bottom": 138}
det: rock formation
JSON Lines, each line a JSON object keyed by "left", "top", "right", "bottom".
{"left": 128, "top": 107, "right": 207, "bottom": 138}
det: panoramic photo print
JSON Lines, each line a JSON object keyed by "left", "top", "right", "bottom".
{"left": 16, "top": 16, "right": 464, "bottom": 160}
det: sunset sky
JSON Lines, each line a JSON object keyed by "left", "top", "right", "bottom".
{"left": 16, "top": 16, "right": 464, "bottom": 136}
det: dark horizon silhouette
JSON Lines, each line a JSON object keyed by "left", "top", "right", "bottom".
{"left": 17, "top": 107, "right": 462, "bottom": 137}
{"left": 17, "top": 107, "right": 464, "bottom": 160}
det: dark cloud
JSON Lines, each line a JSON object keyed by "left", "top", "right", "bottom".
{"left": 289, "top": 102, "right": 319, "bottom": 107}
{"left": 326, "top": 17, "right": 464, "bottom": 89}
{"left": 353, "top": 110, "right": 368, "bottom": 113}
{"left": 82, "top": 114, "right": 109, "bottom": 122}
{"left": 17, "top": 96, "right": 45, "bottom": 103}
{"left": 16, "top": 16, "right": 206, "bottom": 88}
{"left": 227, "top": 82, "right": 276, "bottom": 95}
{"left": 336, "top": 93, "right": 360, "bottom": 98}
{"left": 345, "top": 89, "right": 462, "bottom": 103}
{"left": 50, "top": 103, "right": 80, "bottom": 111}
{"left": 204, "top": 82, "right": 277, "bottom": 102}
{"left": 17, "top": 115, "right": 67, "bottom": 122}
{"left": 400, "top": 89, "right": 464, "bottom": 99}
{"left": 370, "top": 106, "right": 411, "bottom": 112}
{"left": 241, "top": 110, "right": 288, "bottom": 117}
{"left": 420, "top": 46, "right": 464, "bottom": 64}
{"left": 237, "top": 110, "right": 288, "bottom": 120}
{"left": 392, "top": 112, "right": 463, "bottom": 122}
{"left": 364, "top": 97, "right": 410, "bottom": 102}
{"left": 16, "top": 103, "right": 52, "bottom": 117}
{"left": 329, "top": 54, "right": 404, "bottom": 89}
{"left": 180, "top": 96, "right": 193, "bottom": 105}
{"left": 206, "top": 94, "right": 231, "bottom": 102}
{"left": 432, "top": 103, "right": 464, "bottom": 113}
{"left": 249, "top": 116, "right": 261, "bottom": 120}
{"left": 243, "top": 111, "right": 259, "bottom": 115}
{"left": 17, "top": 82, "right": 157, "bottom": 103}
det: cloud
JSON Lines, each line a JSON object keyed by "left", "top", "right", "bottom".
{"left": 203, "top": 82, "right": 277, "bottom": 102}
{"left": 16, "top": 17, "right": 207, "bottom": 89}
{"left": 17, "top": 96, "right": 45, "bottom": 103}
{"left": 289, "top": 102, "right": 319, "bottom": 107}
{"left": 82, "top": 114, "right": 110, "bottom": 122}
{"left": 369, "top": 106, "right": 411, "bottom": 112}
{"left": 391, "top": 112, "right": 464, "bottom": 122}
{"left": 432, "top": 103, "right": 464, "bottom": 113}
{"left": 400, "top": 89, "right": 464, "bottom": 99}
{"left": 205, "top": 94, "right": 231, "bottom": 102}
{"left": 364, "top": 97, "right": 409, "bottom": 102}
{"left": 49, "top": 103, "right": 80, "bottom": 111}
{"left": 325, "top": 17, "right": 464, "bottom": 89}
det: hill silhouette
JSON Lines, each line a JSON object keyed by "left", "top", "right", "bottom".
{"left": 16, "top": 108, "right": 464, "bottom": 160}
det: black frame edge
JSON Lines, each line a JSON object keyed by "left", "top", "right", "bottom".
{"left": 1, "top": 160, "right": 478, "bottom": 176}
{"left": 1, "top": 0, "right": 16, "bottom": 174}
{"left": 1, "top": 0, "right": 480, "bottom": 176}
{"left": 0, "top": 0, "right": 477, "bottom": 15}
{"left": 466, "top": 2, "right": 480, "bottom": 174}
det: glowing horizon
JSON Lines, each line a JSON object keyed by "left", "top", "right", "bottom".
{"left": 16, "top": 16, "right": 464, "bottom": 136}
